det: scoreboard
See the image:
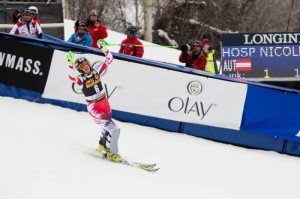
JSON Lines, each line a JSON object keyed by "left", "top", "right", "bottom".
{"left": 221, "top": 33, "right": 300, "bottom": 81}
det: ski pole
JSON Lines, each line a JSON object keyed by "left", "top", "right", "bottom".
{"left": 98, "top": 39, "right": 178, "bottom": 49}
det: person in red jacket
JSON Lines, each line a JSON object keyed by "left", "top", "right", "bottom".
{"left": 86, "top": 10, "right": 108, "bottom": 48}
{"left": 119, "top": 26, "right": 144, "bottom": 58}
{"left": 179, "top": 40, "right": 206, "bottom": 70}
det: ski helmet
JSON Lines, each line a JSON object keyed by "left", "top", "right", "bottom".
{"left": 28, "top": 6, "right": 38, "bottom": 14}
{"left": 127, "top": 26, "right": 137, "bottom": 37}
{"left": 74, "top": 57, "right": 91, "bottom": 73}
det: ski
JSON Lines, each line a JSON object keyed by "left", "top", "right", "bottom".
{"left": 93, "top": 148, "right": 159, "bottom": 173}
{"left": 121, "top": 160, "right": 159, "bottom": 172}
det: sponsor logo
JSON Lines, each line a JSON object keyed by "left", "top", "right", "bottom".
{"left": 85, "top": 73, "right": 100, "bottom": 88}
{"left": 0, "top": 37, "right": 53, "bottom": 93}
{"left": 72, "top": 82, "right": 118, "bottom": 100}
{"left": 187, "top": 80, "right": 202, "bottom": 95}
{"left": 244, "top": 33, "right": 300, "bottom": 45}
{"left": 0, "top": 52, "right": 42, "bottom": 76}
{"left": 168, "top": 80, "right": 214, "bottom": 119}
{"left": 168, "top": 97, "right": 213, "bottom": 119}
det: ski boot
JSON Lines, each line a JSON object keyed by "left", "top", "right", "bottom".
{"left": 98, "top": 144, "right": 122, "bottom": 163}
{"left": 98, "top": 126, "right": 122, "bottom": 163}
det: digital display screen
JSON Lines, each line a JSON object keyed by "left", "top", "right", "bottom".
{"left": 221, "top": 33, "right": 300, "bottom": 81}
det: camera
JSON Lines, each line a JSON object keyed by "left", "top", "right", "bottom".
{"left": 181, "top": 44, "right": 191, "bottom": 52}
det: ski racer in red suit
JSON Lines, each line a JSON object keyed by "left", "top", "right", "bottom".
{"left": 86, "top": 10, "right": 108, "bottom": 48}
{"left": 119, "top": 26, "right": 144, "bottom": 58}
{"left": 67, "top": 43, "right": 122, "bottom": 163}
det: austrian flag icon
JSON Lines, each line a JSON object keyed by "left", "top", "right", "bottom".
{"left": 235, "top": 59, "right": 252, "bottom": 71}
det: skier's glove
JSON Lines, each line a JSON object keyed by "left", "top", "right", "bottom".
{"left": 98, "top": 39, "right": 108, "bottom": 52}
{"left": 67, "top": 51, "right": 75, "bottom": 65}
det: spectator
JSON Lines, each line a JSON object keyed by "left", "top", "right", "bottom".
{"left": 9, "top": 8, "right": 42, "bottom": 39}
{"left": 179, "top": 40, "right": 206, "bottom": 70}
{"left": 119, "top": 26, "right": 144, "bottom": 58}
{"left": 86, "top": 10, "right": 108, "bottom": 48}
{"left": 28, "top": 6, "right": 40, "bottom": 25}
{"left": 12, "top": 9, "right": 21, "bottom": 23}
{"left": 201, "top": 38, "right": 218, "bottom": 74}
{"left": 67, "top": 22, "right": 92, "bottom": 47}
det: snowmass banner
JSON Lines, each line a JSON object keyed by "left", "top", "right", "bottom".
{"left": 0, "top": 38, "right": 53, "bottom": 93}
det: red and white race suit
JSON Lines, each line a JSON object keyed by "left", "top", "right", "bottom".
{"left": 68, "top": 50, "right": 113, "bottom": 125}
{"left": 10, "top": 19, "right": 42, "bottom": 38}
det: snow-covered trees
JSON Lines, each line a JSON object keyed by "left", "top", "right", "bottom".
{"left": 65, "top": 0, "right": 300, "bottom": 59}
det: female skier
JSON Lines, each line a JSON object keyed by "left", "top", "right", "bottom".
{"left": 67, "top": 43, "right": 122, "bottom": 162}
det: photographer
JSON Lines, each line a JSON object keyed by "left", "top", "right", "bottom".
{"left": 179, "top": 40, "right": 206, "bottom": 70}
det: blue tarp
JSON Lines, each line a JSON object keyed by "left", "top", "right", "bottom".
{"left": 241, "top": 85, "right": 300, "bottom": 142}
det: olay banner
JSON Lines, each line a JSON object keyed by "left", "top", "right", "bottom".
{"left": 0, "top": 38, "right": 53, "bottom": 93}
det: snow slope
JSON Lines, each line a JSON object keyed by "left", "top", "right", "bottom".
{"left": 1, "top": 96, "right": 300, "bottom": 199}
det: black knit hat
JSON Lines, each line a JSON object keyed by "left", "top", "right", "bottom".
{"left": 79, "top": 22, "right": 88, "bottom": 31}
